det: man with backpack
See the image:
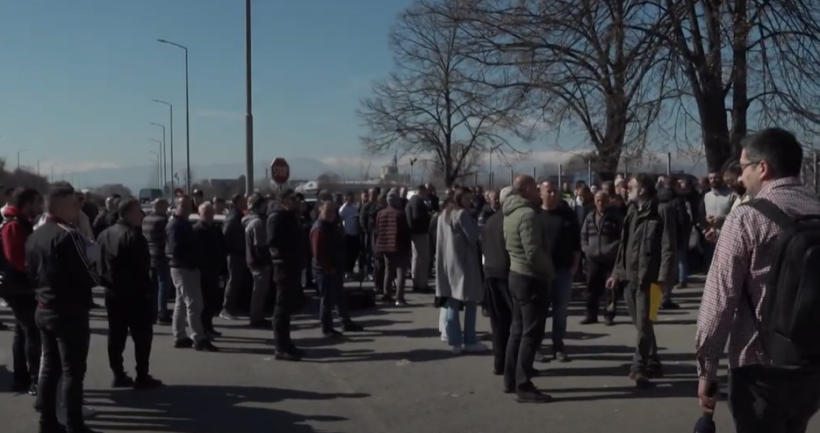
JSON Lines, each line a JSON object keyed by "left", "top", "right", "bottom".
{"left": 696, "top": 128, "right": 820, "bottom": 432}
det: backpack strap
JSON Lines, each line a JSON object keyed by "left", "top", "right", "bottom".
{"left": 742, "top": 198, "right": 794, "bottom": 229}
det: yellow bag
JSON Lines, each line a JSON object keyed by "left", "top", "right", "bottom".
{"left": 649, "top": 283, "right": 664, "bottom": 322}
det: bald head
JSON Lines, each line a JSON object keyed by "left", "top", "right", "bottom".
{"left": 512, "top": 175, "right": 536, "bottom": 192}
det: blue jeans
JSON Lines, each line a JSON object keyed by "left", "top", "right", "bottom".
{"left": 315, "top": 271, "right": 350, "bottom": 331}
{"left": 151, "top": 260, "right": 171, "bottom": 320}
{"left": 546, "top": 268, "right": 572, "bottom": 350}
{"left": 444, "top": 298, "right": 478, "bottom": 347}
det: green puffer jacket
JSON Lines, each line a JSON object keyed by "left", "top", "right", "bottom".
{"left": 502, "top": 194, "right": 554, "bottom": 282}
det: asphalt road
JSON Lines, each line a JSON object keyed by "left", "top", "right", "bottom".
{"left": 0, "top": 278, "right": 816, "bottom": 433}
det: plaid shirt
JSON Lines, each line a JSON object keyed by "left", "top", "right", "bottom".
{"left": 695, "top": 177, "right": 820, "bottom": 380}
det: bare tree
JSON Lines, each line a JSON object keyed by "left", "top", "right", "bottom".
{"left": 358, "top": 0, "right": 522, "bottom": 187}
{"left": 441, "top": 0, "right": 670, "bottom": 172}
{"left": 657, "top": 0, "right": 820, "bottom": 170}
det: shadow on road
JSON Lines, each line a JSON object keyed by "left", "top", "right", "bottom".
{"left": 544, "top": 361, "right": 696, "bottom": 379}
{"left": 550, "top": 379, "right": 698, "bottom": 402}
{"left": 84, "top": 385, "right": 366, "bottom": 433}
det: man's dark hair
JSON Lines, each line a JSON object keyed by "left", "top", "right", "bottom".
{"left": 12, "top": 188, "right": 39, "bottom": 209}
{"left": 742, "top": 127, "right": 803, "bottom": 178}
{"left": 111, "top": 193, "right": 121, "bottom": 199}
{"left": 279, "top": 189, "right": 295, "bottom": 201}
{"left": 51, "top": 181, "right": 75, "bottom": 192}
{"left": 247, "top": 193, "right": 266, "bottom": 211}
{"left": 45, "top": 187, "right": 75, "bottom": 211}
{"left": 230, "top": 193, "right": 244, "bottom": 204}
{"left": 4, "top": 187, "right": 15, "bottom": 197}
{"left": 632, "top": 173, "right": 657, "bottom": 198}
{"left": 117, "top": 198, "right": 140, "bottom": 219}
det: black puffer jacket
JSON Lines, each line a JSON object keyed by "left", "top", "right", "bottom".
{"left": 222, "top": 208, "right": 246, "bottom": 257}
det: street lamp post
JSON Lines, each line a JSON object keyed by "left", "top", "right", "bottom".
{"left": 153, "top": 99, "right": 174, "bottom": 194}
{"left": 16, "top": 149, "right": 27, "bottom": 170}
{"left": 150, "top": 122, "right": 167, "bottom": 190}
{"left": 150, "top": 138, "right": 163, "bottom": 186}
{"left": 157, "top": 39, "right": 191, "bottom": 194}
{"left": 244, "top": 0, "right": 254, "bottom": 195}
{"left": 149, "top": 151, "right": 161, "bottom": 189}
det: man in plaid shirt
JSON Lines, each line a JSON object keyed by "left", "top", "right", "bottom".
{"left": 696, "top": 128, "right": 820, "bottom": 432}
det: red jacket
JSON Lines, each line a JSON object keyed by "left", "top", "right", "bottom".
{"left": 2, "top": 205, "right": 32, "bottom": 272}
{"left": 374, "top": 206, "right": 411, "bottom": 254}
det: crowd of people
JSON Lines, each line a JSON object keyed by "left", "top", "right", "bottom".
{"left": 1, "top": 128, "right": 819, "bottom": 432}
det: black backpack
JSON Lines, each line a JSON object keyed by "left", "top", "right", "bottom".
{"left": 744, "top": 198, "right": 820, "bottom": 367}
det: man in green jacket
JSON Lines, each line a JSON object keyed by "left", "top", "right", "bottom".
{"left": 502, "top": 175, "right": 554, "bottom": 404}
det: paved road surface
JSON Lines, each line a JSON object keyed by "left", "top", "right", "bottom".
{"left": 0, "top": 279, "right": 816, "bottom": 433}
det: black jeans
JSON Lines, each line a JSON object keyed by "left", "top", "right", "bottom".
{"left": 623, "top": 283, "right": 659, "bottom": 373}
{"left": 105, "top": 295, "right": 153, "bottom": 377}
{"left": 504, "top": 272, "right": 550, "bottom": 391}
{"left": 34, "top": 307, "right": 90, "bottom": 432}
{"left": 5, "top": 294, "right": 40, "bottom": 386}
{"left": 584, "top": 260, "right": 615, "bottom": 319}
{"left": 200, "top": 271, "right": 222, "bottom": 331}
{"left": 272, "top": 265, "right": 303, "bottom": 352}
{"left": 729, "top": 365, "right": 820, "bottom": 433}
{"left": 223, "top": 255, "right": 247, "bottom": 314}
{"left": 344, "top": 234, "right": 361, "bottom": 274}
{"left": 485, "top": 277, "right": 513, "bottom": 373}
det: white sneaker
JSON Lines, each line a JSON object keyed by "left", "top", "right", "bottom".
{"left": 463, "top": 342, "right": 490, "bottom": 353}
{"left": 451, "top": 346, "right": 463, "bottom": 355}
{"left": 440, "top": 335, "right": 448, "bottom": 342}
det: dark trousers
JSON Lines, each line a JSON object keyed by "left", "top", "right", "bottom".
{"left": 200, "top": 271, "right": 222, "bottom": 331}
{"left": 105, "top": 296, "right": 153, "bottom": 377}
{"left": 504, "top": 272, "right": 550, "bottom": 391}
{"left": 623, "top": 284, "right": 659, "bottom": 373}
{"left": 373, "top": 253, "right": 386, "bottom": 293}
{"left": 34, "top": 308, "right": 90, "bottom": 432}
{"left": 729, "top": 365, "right": 820, "bottom": 433}
{"left": 272, "top": 265, "right": 302, "bottom": 352}
{"left": 344, "top": 234, "right": 361, "bottom": 274}
{"left": 150, "top": 260, "right": 171, "bottom": 320}
{"left": 315, "top": 270, "right": 351, "bottom": 332}
{"left": 223, "top": 255, "right": 247, "bottom": 314}
{"left": 485, "top": 277, "right": 513, "bottom": 373}
{"left": 584, "top": 260, "right": 614, "bottom": 319}
{"left": 5, "top": 294, "right": 40, "bottom": 386}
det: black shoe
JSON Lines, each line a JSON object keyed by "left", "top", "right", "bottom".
{"left": 134, "top": 375, "right": 163, "bottom": 390}
{"left": 207, "top": 328, "right": 222, "bottom": 338}
{"left": 502, "top": 386, "right": 514, "bottom": 394}
{"left": 111, "top": 374, "right": 135, "bottom": 388}
{"left": 604, "top": 316, "right": 615, "bottom": 327}
{"left": 194, "top": 340, "right": 220, "bottom": 352}
{"left": 11, "top": 379, "right": 30, "bottom": 393}
{"left": 629, "top": 371, "right": 652, "bottom": 389}
{"left": 0, "top": 322, "right": 9, "bottom": 331}
{"left": 579, "top": 317, "right": 598, "bottom": 325}
{"left": 323, "top": 329, "right": 343, "bottom": 338}
{"left": 275, "top": 350, "right": 302, "bottom": 361}
{"left": 287, "top": 346, "right": 306, "bottom": 358}
{"left": 646, "top": 363, "right": 664, "bottom": 379}
{"left": 173, "top": 337, "right": 194, "bottom": 348}
{"left": 342, "top": 322, "right": 363, "bottom": 332}
{"left": 155, "top": 316, "right": 172, "bottom": 326}
{"left": 515, "top": 389, "right": 553, "bottom": 403}
{"left": 493, "top": 368, "right": 503, "bottom": 376}
{"left": 249, "top": 319, "right": 272, "bottom": 329}
{"left": 660, "top": 300, "right": 680, "bottom": 310}
{"left": 28, "top": 382, "right": 38, "bottom": 396}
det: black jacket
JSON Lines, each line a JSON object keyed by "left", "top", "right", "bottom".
{"left": 222, "top": 208, "right": 246, "bottom": 257}
{"left": 81, "top": 202, "right": 98, "bottom": 227}
{"left": 97, "top": 221, "right": 152, "bottom": 299}
{"left": 141, "top": 211, "right": 168, "bottom": 266}
{"left": 581, "top": 209, "right": 623, "bottom": 263}
{"left": 165, "top": 214, "right": 197, "bottom": 269}
{"left": 194, "top": 220, "right": 227, "bottom": 275}
{"left": 657, "top": 188, "right": 690, "bottom": 247}
{"left": 359, "top": 201, "right": 374, "bottom": 235}
{"left": 405, "top": 195, "right": 431, "bottom": 235}
{"left": 26, "top": 219, "right": 98, "bottom": 311}
{"left": 92, "top": 209, "right": 118, "bottom": 238}
{"left": 267, "top": 204, "right": 304, "bottom": 267}
{"left": 543, "top": 203, "right": 582, "bottom": 270}
{"left": 481, "top": 211, "right": 509, "bottom": 279}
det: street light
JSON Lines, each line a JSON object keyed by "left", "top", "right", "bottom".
{"left": 152, "top": 99, "right": 174, "bottom": 194}
{"left": 16, "top": 149, "right": 27, "bottom": 170}
{"left": 150, "top": 122, "right": 167, "bottom": 190}
{"left": 149, "top": 151, "right": 161, "bottom": 189}
{"left": 150, "top": 137, "right": 163, "bottom": 176}
{"left": 157, "top": 39, "right": 191, "bottom": 194}
{"left": 244, "top": 0, "right": 254, "bottom": 195}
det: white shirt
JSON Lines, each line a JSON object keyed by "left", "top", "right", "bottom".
{"left": 338, "top": 202, "right": 360, "bottom": 236}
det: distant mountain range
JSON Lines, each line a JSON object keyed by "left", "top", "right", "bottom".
{"left": 66, "top": 151, "right": 707, "bottom": 193}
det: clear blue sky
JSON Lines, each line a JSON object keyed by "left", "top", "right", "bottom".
{"left": 0, "top": 0, "right": 408, "bottom": 172}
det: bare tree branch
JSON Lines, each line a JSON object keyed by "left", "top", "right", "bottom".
{"left": 357, "top": 0, "right": 524, "bottom": 187}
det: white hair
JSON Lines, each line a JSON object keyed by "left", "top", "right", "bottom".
{"left": 499, "top": 186, "right": 513, "bottom": 204}
{"left": 198, "top": 201, "right": 214, "bottom": 214}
